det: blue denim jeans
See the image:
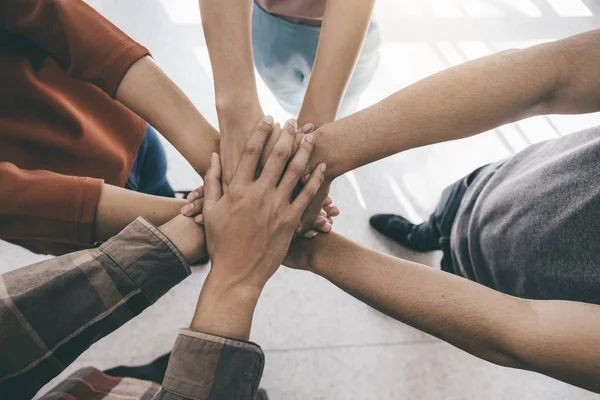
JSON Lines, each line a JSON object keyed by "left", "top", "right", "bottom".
{"left": 125, "top": 125, "right": 174, "bottom": 198}
{"left": 252, "top": 2, "right": 381, "bottom": 118}
{"left": 410, "top": 165, "right": 488, "bottom": 273}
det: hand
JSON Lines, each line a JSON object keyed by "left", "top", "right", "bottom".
{"left": 182, "top": 120, "right": 340, "bottom": 236}
{"left": 201, "top": 117, "right": 327, "bottom": 290}
{"left": 218, "top": 102, "right": 264, "bottom": 187}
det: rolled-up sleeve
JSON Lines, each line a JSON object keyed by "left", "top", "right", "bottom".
{"left": 0, "top": 0, "right": 149, "bottom": 97}
{"left": 0, "top": 162, "right": 104, "bottom": 246}
{"left": 157, "top": 330, "right": 265, "bottom": 400}
{"left": 0, "top": 218, "right": 190, "bottom": 399}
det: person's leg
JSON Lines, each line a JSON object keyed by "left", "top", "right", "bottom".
{"left": 126, "top": 124, "right": 175, "bottom": 198}
{"left": 370, "top": 165, "right": 488, "bottom": 252}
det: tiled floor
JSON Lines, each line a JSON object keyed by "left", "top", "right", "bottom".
{"left": 3, "top": 0, "right": 600, "bottom": 398}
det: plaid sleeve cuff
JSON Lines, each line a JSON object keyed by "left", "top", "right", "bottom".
{"left": 161, "top": 329, "right": 264, "bottom": 400}
{"left": 99, "top": 217, "right": 191, "bottom": 304}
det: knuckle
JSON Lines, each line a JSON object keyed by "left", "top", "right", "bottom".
{"left": 273, "top": 146, "right": 291, "bottom": 160}
{"left": 286, "top": 162, "right": 304, "bottom": 177}
{"left": 243, "top": 144, "right": 262, "bottom": 157}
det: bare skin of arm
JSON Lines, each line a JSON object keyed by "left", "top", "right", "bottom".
{"left": 297, "top": 0, "right": 376, "bottom": 128}
{"left": 116, "top": 56, "right": 219, "bottom": 176}
{"left": 285, "top": 233, "right": 600, "bottom": 393}
{"left": 297, "top": 29, "right": 600, "bottom": 231}
{"left": 311, "top": 29, "right": 600, "bottom": 178}
{"left": 198, "top": 0, "right": 264, "bottom": 186}
{"left": 94, "top": 55, "right": 220, "bottom": 242}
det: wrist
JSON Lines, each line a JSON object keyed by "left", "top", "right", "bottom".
{"left": 158, "top": 215, "right": 207, "bottom": 263}
{"left": 312, "top": 125, "right": 342, "bottom": 181}
{"left": 216, "top": 93, "right": 261, "bottom": 123}
{"left": 190, "top": 271, "right": 262, "bottom": 340}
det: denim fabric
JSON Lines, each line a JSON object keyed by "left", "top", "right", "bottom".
{"left": 252, "top": 2, "right": 381, "bottom": 118}
{"left": 126, "top": 124, "right": 174, "bottom": 198}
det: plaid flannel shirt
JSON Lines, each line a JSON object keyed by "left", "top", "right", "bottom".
{"left": 0, "top": 218, "right": 265, "bottom": 399}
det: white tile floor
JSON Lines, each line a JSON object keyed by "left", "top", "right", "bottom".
{"left": 2, "top": 0, "right": 600, "bottom": 398}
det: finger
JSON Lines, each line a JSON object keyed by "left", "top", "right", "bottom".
{"left": 319, "top": 209, "right": 327, "bottom": 218}
{"left": 292, "top": 133, "right": 304, "bottom": 158}
{"left": 323, "top": 196, "right": 332, "bottom": 207}
{"left": 181, "top": 197, "right": 205, "bottom": 217}
{"left": 203, "top": 152, "right": 222, "bottom": 214}
{"left": 299, "top": 123, "right": 314, "bottom": 134}
{"left": 303, "top": 230, "right": 318, "bottom": 238}
{"left": 260, "top": 122, "right": 282, "bottom": 169}
{"left": 313, "top": 216, "right": 327, "bottom": 228}
{"left": 259, "top": 119, "right": 297, "bottom": 187}
{"left": 318, "top": 223, "right": 332, "bottom": 233}
{"left": 186, "top": 186, "right": 204, "bottom": 202}
{"left": 233, "top": 115, "right": 274, "bottom": 184}
{"left": 278, "top": 133, "right": 315, "bottom": 194}
{"left": 290, "top": 162, "right": 327, "bottom": 216}
{"left": 328, "top": 206, "right": 340, "bottom": 217}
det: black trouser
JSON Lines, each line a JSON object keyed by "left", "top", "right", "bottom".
{"left": 408, "top": 165, "right": 488, "bottom": 274}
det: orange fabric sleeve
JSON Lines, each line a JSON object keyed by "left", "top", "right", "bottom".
{"left": 0, "top": 162, "right": 104, "bottom": 245}
{"left": 0, "top": 0, "right": 149, "bottom": 97}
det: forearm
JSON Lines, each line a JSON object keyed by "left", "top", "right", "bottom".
{"left": 312, "top": 35, "right": 579, "bottom": 178}
{"left": 190, "top": 271, "right": 261, "bottom": 341}
{"left": 199, "top": 0, "right": 259, "bottom": 112}
{"left": 306, "top": 233, "right": 530, "bottom": 367}
{"left": 298, "top": 0, "right": 375, "bottom": 127}
{"left": 303, "top": 233, "right": 600, "bottom": 392}
{"left": 95, "top": 183, "right": 187, "bottom": 242}
{"left": 116, "top": 56, "right": 219, "bottom": 175}
{"left": 0, "top": 219, "right": 191, "bottom": 396}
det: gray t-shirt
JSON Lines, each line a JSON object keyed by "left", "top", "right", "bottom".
{"left": 451, "top": 126, "right": 600, "bottom": 304}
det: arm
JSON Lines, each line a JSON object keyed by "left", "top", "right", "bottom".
{"left": 157, "top": 119, "right": 326, "bottom": 399}
{"left": 115, "top": 56, "right": 219, "bottom": 176}
{"left": 297, "top": 0, "right": 376, "bottom": 128}
{"left": 198, "top": 0, "right": 264, "bottom": 184}
{"left": 285, "top": 233, "right": 600, "bottom": 393}
{"left": 311, "top": 29, "right": 600, "bottom": 179}
{"left": 1, "top": 0, "right": 218, "bottom": 175}
{"left": 0, "top": 216, "right": 206, "bottom": 398}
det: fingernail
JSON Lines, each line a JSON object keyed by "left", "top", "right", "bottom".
{"left": 181, "top": 204, "right": 193, "bottom": 215}
{"left": 194, "top": 214, "right": 204, "bottom": 224}
{"left": 302, "top": 123, "right": 314, "bottom": 133}
{"left": 285, "top": 118, "right": 296, "bottom": 128}
{"left": 305, "top": 134, "right": 314, "bottom": 144}
{"left": 320, "top": 163, "right": 327, "bottom": 173}
{"left": 302, "top": 173, "right": 310, "bottom": 183}
{"left": 263, "top": 115, "right": 274, "bottom": 125}
{"left": 186, "top": 191, "right": 199, "bottom": 202}
{"left": 307, "top": 231, "right": 318, "bottom": 238}
{"left": 295, "top": 222, "right": 303, "bottom": 233}
{"left": 211, "top": 152, "right": 218, "bottom": 166}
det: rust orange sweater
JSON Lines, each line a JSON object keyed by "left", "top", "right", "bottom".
{"left": 0, "top": 0, "right": 149, "bottom": 255}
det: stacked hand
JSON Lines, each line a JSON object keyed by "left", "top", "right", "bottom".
{"left": 181, "top": 116, "right": 339, "bottom": 237}
{"left": 188, "top": 116, "right": 327, "bottom": 339}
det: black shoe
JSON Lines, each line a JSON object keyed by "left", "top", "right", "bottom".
{"left": 370, "top": 214, "right": 416, "bottom": 249}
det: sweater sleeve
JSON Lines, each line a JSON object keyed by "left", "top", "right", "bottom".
{"left": 0, "top": 0, "right": 149, "bottom": 97}
{"left": 0, "top": 162, "right": 104, "bottom": 245}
